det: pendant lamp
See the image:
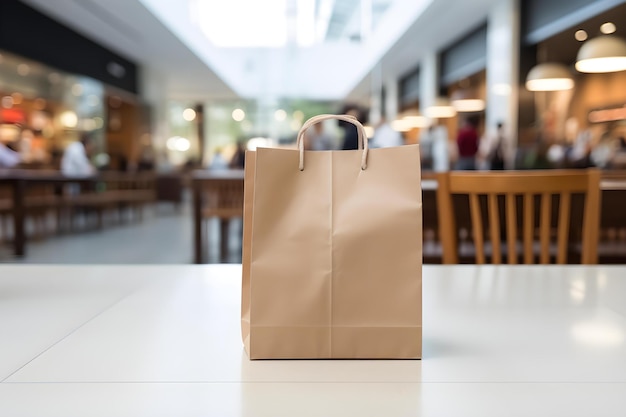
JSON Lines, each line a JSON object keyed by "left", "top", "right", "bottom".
{"left": 401, "top": 109, "right": 431, "bottom": 128}
{"left": 525, "top": 63, "right": 574, "bottom": 91}
{"left": 425, "top": 97, "right": 457, "bottom": 118}
{"left": 450, "top": 89, "right": 485, "bottom": 112}
{"left": 576, "top": 35, "right": 626, "bottom": 73}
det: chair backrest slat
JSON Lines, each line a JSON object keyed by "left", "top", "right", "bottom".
{"left": 469, "top": 193, "right": 485, "bottom": 264}
{"left": 506, "top": 193, "right": 517, "bottom": 264}
{"left": 488, "top": 194, "right": 501, "bottom": 264}
{"left": 557, "top": 192, "right": 571, "bottom": 264}
{"left": 523, "top": 192, "right": 534, "bottom": 264}
{"left": 582, "top": 170, "right": 602, "bottom": 264}
{"left": 436, "top": 169, "right": 600, "bottom": 265}
{"left": 539, "top": 192, "right": 551, "bottom": 264}
{"left": 437, "top": 173, "right": 458, "bottom": 264}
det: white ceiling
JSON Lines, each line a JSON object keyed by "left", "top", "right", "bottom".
{"left": 20, "top": 0, "right": 237, "bottom": 99}
{"left": 346, "top": 0, "right": 499, "bottom": 102}
{"left": 19, "top": 0, "right": 499, "bottom": 102}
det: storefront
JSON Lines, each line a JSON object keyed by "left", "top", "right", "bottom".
{"left": 438, "top": 23, "right": 488, "bottom": 142}
{"left": 520, "top": 0, "right": 626, "bottom": 168}
{"left": 395, "top": 66, "right": 427, "bottom": 144}
{"left": 0, "top": 0, "right": 142, "bottom": 170}
{"left": 0, "top": 50, "right": 106, "bottom": 168}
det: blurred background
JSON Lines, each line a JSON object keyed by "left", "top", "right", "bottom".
{"left": 1, "top": 0, "right": 626, "bottom": 264}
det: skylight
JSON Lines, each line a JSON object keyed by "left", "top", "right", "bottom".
{"left": 192, "top": 0, "right": 289, "bottom": 47}
{"left": 141, "top": 0, "right": 426, "bottom": 99}
{"left": 190, "top": 0, "right": 392, "bottom": 48}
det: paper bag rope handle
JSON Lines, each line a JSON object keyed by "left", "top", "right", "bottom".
{"left": 296, "top": 114, "right": 369, "bottom": 171}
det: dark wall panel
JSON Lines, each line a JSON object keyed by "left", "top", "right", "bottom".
{"left": 0, "top": 0, "right": 138, "bottom": 94}
{"left": 399, "top": 67, "right": 420, "bottom": 107}
{"left": 440, "top": 24, "right": 487, "bottom": 87}
{"left": 522, "top": 0, "right": 625, "bottom": 44}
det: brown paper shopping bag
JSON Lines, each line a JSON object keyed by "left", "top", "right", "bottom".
{"left": 242, "top": 114, "right": 422, "bottom": 359}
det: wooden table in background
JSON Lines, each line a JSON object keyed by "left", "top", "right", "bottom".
{"left": 191, "top": 169, "right": 626, "bottom": 264}
{"left": 191, "top": 170, "right": 244, "bottom": 264}
{"left": 0, "top": 170, "right": 155, "bottom": 257}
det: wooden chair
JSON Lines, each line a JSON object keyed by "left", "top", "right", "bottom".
{"left": 193, "top": 173, "right": 244, "bottom": 263}
{"left": 436, "top": 169, "right": 601, "bottom": 264}
{"left": 0, "top": 181, "right": 60, "bottom": 242}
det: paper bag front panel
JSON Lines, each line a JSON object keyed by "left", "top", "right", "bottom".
{"left": 246, "top": 145, "right": 421, "bottom": 359}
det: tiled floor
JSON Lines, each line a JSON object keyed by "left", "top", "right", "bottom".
{"left": 0, "top": 202, "right": 243, "bottom": 264}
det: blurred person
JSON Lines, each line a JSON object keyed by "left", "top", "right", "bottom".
{"left": 16, "top": 128, "right": 49, "bottom": 164}
{"left": 30, "top": 129, "right": 49, "bottom": 164}
{"left": 0, "top": 141, "right": 21, "bottom": 168}
{"left": 419, "top": 126, "right": 435, "bottom": 170}
{"left": 523, "top": 134, "right": 551, "bottom": 169}
{"left": 480, "top": 122, "right": 506, "bottom": 170}
{"left": 590, "top": 143, "right": 616, "bottom": 168}
{"left": 210, "top": 147, "right": 229, "bottom": 170}
{"left": 588, "top": 124, "right": 618, "bottom": 168}
{"left": 339, "top": 105, "right": 364, "bottom": 150}
{"left": 590, "top": 132, "right": 618, "bottom": 169}
{"left": 431, "top": 124, "right": 452, "bottom": 172}
{"left": 61, "top": 133, "right": 95, "bottom": 177}
{"left": 138, "top": 146, "right": 155, "bottom": 171}
{"left": 568, "top": 128, "right": 592, "bottom": 168}
{"left": 305, "top": 122, "right": 335, "bottom": 150}
{"left": 371, "top": 117, "right": 403, "bottom": 148}
{"left": 17, "top": 128, "right": 33, "bottom": 163}
{"left": 611, "top": 136, "right": 626, "bottom": 168}
{"left": 455, "top": 116, "right": 479, "bottom": 170}
{"left": 118, "top": 154, "right": 129, "bottom": 171}
{"left": 229, "top": 141, "right": 246, "bottom": 169}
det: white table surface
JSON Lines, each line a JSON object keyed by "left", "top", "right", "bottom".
{"left": 1, "top": 264, "right": 625, "bottom": 416}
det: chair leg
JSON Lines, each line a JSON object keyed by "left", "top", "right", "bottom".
{"left": 201, "top": 219, "right": 207, "bottom": 264}
{"left": 220, "top": 218, "right": 229, "bottom": 263}
{"left": 0, "top": 214, "right": 5, "bottom": 242}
